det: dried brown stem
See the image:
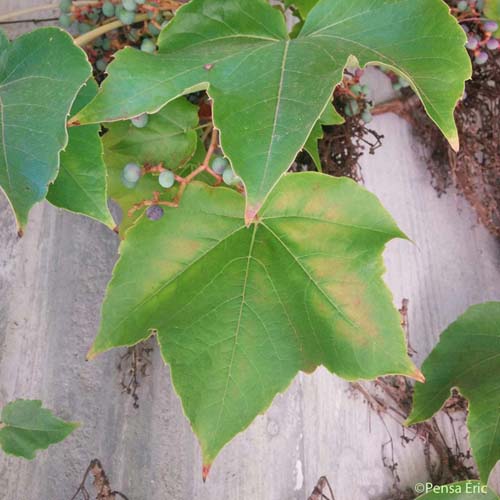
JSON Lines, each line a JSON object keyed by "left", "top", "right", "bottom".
{"left": 371, "top": 95, "right": 421, "bottom": 125}
{"left": 70, "top": 459, "right": 129, "bottom": 500}
{"left": 174, "top": 128, "right": 221, "bottom": 202}
{"left": 126, "top": 128, "right": 222, "bottom": 218}
{"left": 308, "top": 476, "right": 336, "bottom": 500}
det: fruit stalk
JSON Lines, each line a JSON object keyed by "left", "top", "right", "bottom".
{"left": 74, "top": 12, "right": 148, "bottom": 46}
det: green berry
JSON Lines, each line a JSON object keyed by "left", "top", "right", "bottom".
{"left": 87, "top": 8, "right": 100, "bottom": 21}
{"left": 102, "top": 38, "right": 111, "bottom": 51}
{"left": 159, "top": 170, "right": 175, "bottom": 189}
{"left": 119, "top": 8, "right": 136, "bottom": 24}
{"left": 140, "top": 38, "right": 156, "bottom": 53}
{"left": 77, "top": 22, "right": 92, "bottom": 34}
{"left": 212, "top": 156, "right": 230, "bottom": 175}
{"left": 344, "top": 99, "right": 359, "bottom": 117}
{"left": 457, "top": 0, "right": 468, "bottom": 11}
{"left": 122, "top": 0, "right": 137, "bottom": 12}
{"left": 59, "top": 0, "right": 72, "bottom": 13}
{"left": 350, "top": 84, "right": 362, "bottom": 95}
{"left": 127, "top": 30, "right": 139, "bottom": 42}
{"left": 148, "top": 22, "right": 161, "bottom": 36}
{"left": 131, "top": 113, "right": 148, "bottom": 128}
{"left": 122, "top": 163, "right": 141, "bottom": 184}
{"left": 59, "top": 13, "right": 72, "bottom": 28}
{"left": 96, "top": 58, "right": 107, "bottom": 72}
{"left": 361, "top": 110, "right": 373, "bottom": 124}
{"left": 102, "top": 1, "right": 115, "bottom": 17}
{"left": 399, "top": 77, "right": 410, "bottom": 88}
{"left": 222, "top": 167, "right": 241, "bottom": 186}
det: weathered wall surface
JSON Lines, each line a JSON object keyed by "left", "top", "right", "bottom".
{"left": 0, "top": 3, "right": 499, "bottom": 499}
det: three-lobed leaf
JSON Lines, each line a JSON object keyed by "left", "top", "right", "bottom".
{"left": 75, "top": 0, "right": 470, "bottom": 222}
{"left": 89, "top": 172, "right": 419, "bottom": 467}
{"left": 407, "top": 302, "right": 500, "bottom": 483}
{"left": 47, "top": 79, "right": 114, "bottom": 228}
{"left": 0, "top": 28, "right": 91, "bottom": 232}
{"left": 103, "top": 97, "right": 201, "bottom": 235}
{"left": 0, "top": 400, "right": 78, "bottom": 459}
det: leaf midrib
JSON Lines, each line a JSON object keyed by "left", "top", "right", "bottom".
{"left": 263, "top": 214, "right": 401, "bottom": 238}
{"left": 212, "top": 224, "right": 258, "bottom": 444}
{"left": 1, "top": 423, "right": 66, "bottom": 433}
{"left": 0, "top": 94, "right": 11, "bottom": 191}
{"left": 259, "top": 40, "right": 290, "bottom": 196}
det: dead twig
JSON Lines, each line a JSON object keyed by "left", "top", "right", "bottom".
{"left": 70, "top": 459, "right": 129, "bottom": 500}
{"left": 308, "top": 476, "right": 336, "bottom": 500}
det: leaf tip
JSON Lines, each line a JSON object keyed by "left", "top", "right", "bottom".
{"left": 449, "top": 134, "right": 460, "bottom": 152}
{"left": 86, "top": 345, "right": 98, "bottom": 361}
{"left": 202, "top": 463, "right": 211, "bottom": 482}
{"left": 404, "top": 415, "right": 415, "bottom": 427}
{"left": 68, "top": 117, "right": 82, "bottom": 128}
{"left": 411, "top": 366, "right": 425, "bottom": 384}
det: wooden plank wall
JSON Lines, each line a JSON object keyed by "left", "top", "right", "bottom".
{"left": 0, "top": 2, "right": 499, "bottom": 499}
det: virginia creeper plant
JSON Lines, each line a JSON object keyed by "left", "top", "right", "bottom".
{"left": 0, "top": 400, "right": 78, "bottom": 459}
{"left": 5, "top": 0, "right": 499, "bottom": 486}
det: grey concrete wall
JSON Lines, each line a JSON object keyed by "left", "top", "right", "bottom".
{"left": 0, "top": 3, "right": 499, "bottom": 499}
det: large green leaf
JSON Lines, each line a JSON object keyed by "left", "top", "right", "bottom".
{"left": 0, "top": 28, "right": 91, "bottom": 232}
{"left": 89, "top": 172, "right": 418, "bottom": 467}
{"left": 75, "top": 0, "right": 470, "bottom": 222}
{"left": 47, "top": 79, "right": 114, "bottom": 228}
{"left": 0, "top": 400, "right": 78, "bottom": 459}
{"left": 415, "top": 481, "right": 499, "bottom": 499}
{"left": 407, "top": 302, "right": 500, "bottom": 483}
{"left": 103, "top": 98, "right": 201, "bottom": 235}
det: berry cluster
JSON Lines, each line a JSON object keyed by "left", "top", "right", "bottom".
{"left": 211, "top": 156, "right": 242, "bottom": 187}
{"left": 338, "top": 70, "right": 374, "bottom": 125}
{"left": 453, "top": 0, "right": 499, "bottom": 66}
{"left": 59, "top": 0, "right": 170, "bottom": 74}
{"left": 119, "top": 115, "right": 241, "bottom": 221}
